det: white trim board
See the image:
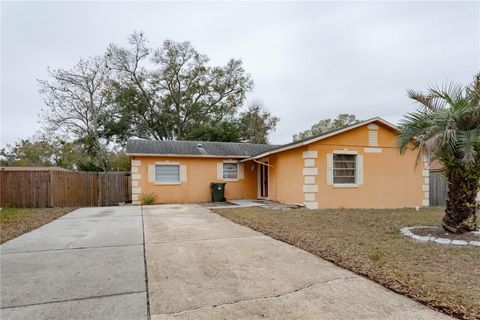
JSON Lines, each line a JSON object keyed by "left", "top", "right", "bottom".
{"left": 364, "top": 148, "right": 382, "bottom": 153}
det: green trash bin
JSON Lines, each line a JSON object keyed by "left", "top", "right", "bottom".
{"left": 210, "top": 182, "right": 226, "bottom": 202}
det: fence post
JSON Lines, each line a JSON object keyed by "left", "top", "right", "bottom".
{"left": 0, "top": 171, "right": 3, "bottom": 206}
{"left": 48, "top": 170, "right": 53, "bottom": 207}
{"left": 97, "top": 172, "right": 102, "bottom": 207}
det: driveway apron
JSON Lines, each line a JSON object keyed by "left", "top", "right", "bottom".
{"left": 0, "top": 206, "right": 148, "bottom": 320}
{"left": 143, "top": 204, "right": 452, "bottom": 320}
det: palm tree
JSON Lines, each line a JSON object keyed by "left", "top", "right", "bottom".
{"left": 398, "top": 73, "right": 480, "bottom": 233}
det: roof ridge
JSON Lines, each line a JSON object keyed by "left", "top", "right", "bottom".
{"left": 126, "top": 138, "right": 280, "bottom": 157}
{"left": 128, "top": 138, "right": 280, "bottom": 147}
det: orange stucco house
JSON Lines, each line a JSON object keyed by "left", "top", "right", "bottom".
{"left": 126, "top": 117, "right": 429, "bottom": 209}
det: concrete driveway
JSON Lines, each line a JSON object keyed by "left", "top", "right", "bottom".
{"left": 144, "top": 204, "right": 451, "bottom": 320}
{"left": 1, "top": 204, "right": 452, "bottom": 320}
{"left": 0, "top": 206, "right": 147, "bottom": 320}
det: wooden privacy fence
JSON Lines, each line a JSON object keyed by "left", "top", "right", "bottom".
{"left": 97, "top": 172, "right": 132, "bottom": 206}
{"left": 429, "top": 171, "right": 448, "bottom": 207}
{"left": 0, "top": 170, "right": 131, "bottom": 208}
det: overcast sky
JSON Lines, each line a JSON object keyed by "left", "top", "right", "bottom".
{"left": 1, "top": 1, "right": 479, "bottom": 147}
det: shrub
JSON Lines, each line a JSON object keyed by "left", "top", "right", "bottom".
{"left": 390, "top": 227, "right": 401, "bottom": 235}
{"left": 142, "top": 193, "right": 156, "bottom": 205}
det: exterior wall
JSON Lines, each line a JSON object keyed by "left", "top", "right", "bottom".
{"left": 267, "top": 121, "right": 425, "bottom": 209}
{"left": 130, "top": 156, "right": 257, "bottom": 204}
{"left": 129, "top": 120, "right": 425, "bottom": 208}
{"left": 266, "top": 147, "right": 307, "bottom": 205}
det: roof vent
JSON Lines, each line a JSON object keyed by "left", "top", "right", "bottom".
{"left": 197, "top": 142, "right": 208, "bottom": 155}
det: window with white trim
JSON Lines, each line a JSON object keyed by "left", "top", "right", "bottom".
{"left": 333, "top": 154, "right": 357, "bottom": 184}
{"left": 155, "top": 164, "right": 180, "bottom": 183}
{"left": 223, "top": 163, "right": 238, "bottom": 179}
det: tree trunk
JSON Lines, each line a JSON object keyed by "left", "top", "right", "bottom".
{"left": 443, "top": 169, "right": 478, "bottom": 233}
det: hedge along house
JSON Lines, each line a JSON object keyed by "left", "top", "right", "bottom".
{"left": 126, "top": 117, "right": 429, "bottom": 208}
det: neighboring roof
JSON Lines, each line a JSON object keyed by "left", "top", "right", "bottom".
{"left": 244, "top": 117, "right": 397, "bottom": 160}
{"left": 427, "top": 160, "right": 444, "bottom": 172}
{"left": 0, "top": 166, "right": 71, "bottom": 171}
{"left": 126, "top": 139, "right": 281, "bottom": 158}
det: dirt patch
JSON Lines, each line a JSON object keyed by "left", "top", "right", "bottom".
{"left": 213, "top": 207, "right": 480, "bottom": 320}
{"left": 1, "top": 207, "right": 76, "bottom": 244}
{"left": 412, "top": 227, "right": 480, "bottom": 241}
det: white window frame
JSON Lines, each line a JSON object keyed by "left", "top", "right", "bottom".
{"left": 332, "top": 150, "right": 358, "bottom": 188}
{"left": 155, "top": 162, "right": 181, "bottom": 185}
{"left": 222, "top": 161, "right": 239, "bottom": 181}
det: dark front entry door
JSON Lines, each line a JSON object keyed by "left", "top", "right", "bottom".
{"left": 259, "top": 161, "right": 269, "bottom": 198}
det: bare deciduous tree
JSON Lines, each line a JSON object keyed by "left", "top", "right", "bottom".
{"left": 39, "top": 56, "right": 111, "bottom": 171}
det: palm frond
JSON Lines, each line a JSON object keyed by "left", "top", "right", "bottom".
{"left": 397, "top": 110, "right": 433, "bottom": 153}
{"left": 407, "top": 90, "right": 433, "bottom": 110}
{"left": 433, "top": 107, "right": 458, "bottom": 155}
{"left": 400, "top": 75, "right": 480, "bottom": 169}
{"left": 466, "top": 72, "right": 480, "bottom": 107}
{"left": 429, "top": 82, "right": 463, "bottom": 108}
{"left": 457, "top": 128, "right": 480, "bottom": 165}
{"left": 407, "top": 89, "right": 446, "bottom": 113}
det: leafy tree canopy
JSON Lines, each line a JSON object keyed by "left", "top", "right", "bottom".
{"left": 104, "top": 32, "right": 278, "bottom": 143}
{"left": 0, "top": 138, "right": 130, "bottom": 172}
{"left": 238, "top": 100, "right": 279, "bottom": 144}
{"left": 292, "top": 114, "right": 361, "bottom": 142}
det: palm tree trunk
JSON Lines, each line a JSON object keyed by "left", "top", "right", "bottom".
{"left": 443, "top": 170, "right": 478, "bottom": 233}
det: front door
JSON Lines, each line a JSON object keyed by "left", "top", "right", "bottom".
{"left": 259, "top": 161, "right": 269, "bottom": 199}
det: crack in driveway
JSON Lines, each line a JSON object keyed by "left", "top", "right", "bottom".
{"left": 156, "top": 276, "right": 359, "bottom": 317}
{"left": 1, "top": 243, "right": 144, "bottom": 255}
{"left": 0, "top": 291, "right": 147, "bottom": 310}
{"left": 145, "top": 234, "right": 267, "bottom": 245}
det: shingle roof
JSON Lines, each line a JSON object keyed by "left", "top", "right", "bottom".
{"left": 427, "top": 160, "right": 444, "bottom": 171}
{"left": 126, "top": 117, "right": 397, "bottom": 159}
{"left": 126, "top": 139, "right": 280, "bottom": 158}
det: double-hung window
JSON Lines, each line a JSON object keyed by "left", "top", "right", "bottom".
{"left": 333, "top": 154, "right": 357, "bottom": 184}
{"left": 223, "top": 163, "right": 238, "bottom": 180}
{"left": 155, "top": 164, "right": 180, "bottom": 184}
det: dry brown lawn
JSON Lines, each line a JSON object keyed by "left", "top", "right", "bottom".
{"left": 1, "top": 207, "right": 75, "bottom": 244}
{"left": 214, "top": 206, "right": 479, "bottom": 320}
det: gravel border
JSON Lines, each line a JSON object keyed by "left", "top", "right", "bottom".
{"left": 401, "top": 226, "right": 480, "bottom": 246}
